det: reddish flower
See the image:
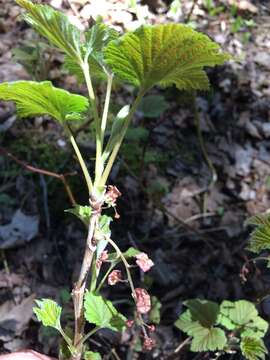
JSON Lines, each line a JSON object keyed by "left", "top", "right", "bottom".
{"left": 135, "top": 253, "right": 154, "bottom": 272}
{"left": 105, "top": 185, "right": 122, "bottom": 206}
{"left": 96, "top": 250, "right": 108, "bottom": 269}
{"left": 108, "top": 270, "right": 122, "bottom": 285}
{"left": 134, "top": 288, "right": 151, "bottom": 314}
{"left": 148, "top": 325, "right": 155, "bottom": 332}
{"left": 143, "top": 336, "right": 156, "bottom": 351}
{"left": 126, "top": 319, "right": 134, "bottom": 328}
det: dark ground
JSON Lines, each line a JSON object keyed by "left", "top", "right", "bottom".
{"left": 0, "top": 0, "right": 270, "bottom": 359}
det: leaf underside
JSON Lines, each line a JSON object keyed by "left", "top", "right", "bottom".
{"left": 16, "top": 0, "right": 81, "bottom": 60}
{"left": 0, "top": 81, "right": 88, "bottom": 122}
{"left": 240, "top": 337, "right": 268, "bottom": 360}
{"left": 105, "top": 23, "right": 230, "bottom": 92}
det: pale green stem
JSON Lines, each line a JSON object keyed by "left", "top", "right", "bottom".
{"left": 96, "top": 261, "right": 116, "bottom": 293}
{"left": 78, "top": 326, "right": 99, "bottom": 346}
{"left": 99, "top": 91, "right": 144, "bottom": 188}
{"left": 66, "top": 126, "right": 93, "bottom": 195}
{"left": 81, "top": 60, "right": 102, "bottom": 189}
{"left": 106, "top": 237, "right": 147, "bottom": 333}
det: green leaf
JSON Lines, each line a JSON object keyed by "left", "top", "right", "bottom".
{"left": 149, "top": 296, "right": 162, "bottom": 324}
{"left": 16, "top": 0, "right": 81, "bottom": 61}
{"left": 64, "top": 23, "right": 118, "bottom": 81}
{"left": 104, "top": 23, "right": 230, "bottom": 92}
{"left": 108, "top": 246, "right": 141, "bottom": 262}
{"left": 190, "top": 327, "right": 227, "bottom": 352}
{"left": 218, "top": 300, "right": 268, "bottom": 339}
{"left": 84, "top": 292, "right": 126, "bottom": 332}
{"left": 184, "top": 299, "right": 220, "bottom": 328}
{"left": 246, "top": 214, "right": 270, "bottom": 254}
{"left": 138, "top": 95, "right": 169, "bottom": 118}
{"left": 0, "top": 81, "right": 89, "bottom": 122}
{"left": 65, "top": 205, "right": 92, "bottom": 227}
{"left": 33, "top": 298, "right": 62, "bottom": 330}
{"left": 84, "top": 351, "right": 102, "bottom": 360}
{"left": 240, "top": 337, "right": 268, "bottom": 360}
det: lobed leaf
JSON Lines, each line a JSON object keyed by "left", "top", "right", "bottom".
{"left": 0, "top": 81, "right": 89, "bottom": 122}
{"left": 246, "top": 213, "right": 270, "bottom": 254}
{"left": 190, "top": 327, "right": 227, "bottom": 352}
{"left": 84, "top": 292, "right": 126, "bottom": 331}
{"left": 240, "top": 337, "right": 268, "bottom": 360}
{"left": 84, "top": 352, "right": 102, "bottom": 360}
{"left": 218, "top": 300, "right": 268, "bottom": 339}
{"left": 104, "top": 23, "right": 230, "bottom": 92}
{"left": 184, "top": 299, "right": 220, "bottom": 328}
{"left": 33, "top": 298, "right": 62, "bottom": 330}
{"left": 16, "top": 0, "right": 81, "bottom": 61}
{"left": 65, "top": 205, "right": 92, "bottom": 227}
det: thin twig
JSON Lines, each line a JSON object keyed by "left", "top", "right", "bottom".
{"left": 186, "top": 0, "right": 199, "bottom": 22}
{"left": 0, "top": 146, "right": 77, "bottom": 206}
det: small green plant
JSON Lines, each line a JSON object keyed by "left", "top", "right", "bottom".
{"left": 203, "top": 0, "right": 224, "bottom": 17}
{"left": 175, "top": 299, "right": 268, "bottom": 359}
{"left": 0, "top": 1, "right": 229, "bottom": 359}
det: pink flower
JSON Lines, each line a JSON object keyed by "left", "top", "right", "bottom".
{"left": 108, "top": 270, "right": 122, "bottom": 285}
{"left": 96, "top": 250, "right": 108, "bottom": 269}
{"left": 143, "top": 336, "right": 156, "bottom": 350}
{"left": 126, "top": 319, "right": 134, "bottom": 328}
{"left": 105, "top": 185, "right": 122, "bottom": 206}
{"left": 135, "top": 253, "right": 154, "bottom": 272}
{"left": 134, "top": 288, "right": 151, "bottom": 314}
{"left": 148, "top": 324, "right": 155, "bottom": 332}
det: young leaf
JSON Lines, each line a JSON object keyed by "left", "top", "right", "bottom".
{"left": 33, "top": 299, "right": 62, "bottom": 330}
{"left": 149, "top": 296, "right": 162, "bottom": 324}
{"left": 191, "top": 327, "right": 227, "bottom": 352}
{"left": 84, "top": 292, "right": 126, "bottom": 331}
{"left": 184, "top": 299, "right": 220, "bottom": 328}
{"left": 175, "top": 309, "right": 227, "bottom": 352}
{"left": 240, "top": 337, "right": 268, "bottom": 360}
{"left": 65, "top": 205, "right": 92, "bottom": 227}
{"left": 0, "top": 81, "right": 89, "bottom": 122}
{"left": 246, "top": 214, "right": 270, "bottom": 253}
{"left": 138, "top": 95, "right": 169, "bottom": 118}
{"left": 16, "top": 0, "right": 81, "bottom": 61}
{"left": 104, "top": 24, "right": 230, "bottom": 92}
{"left": 84, "top": 352, "right": 102, "bottom": 360}
{"left": 218, "top": 300, "right": 268, "bottom": 339}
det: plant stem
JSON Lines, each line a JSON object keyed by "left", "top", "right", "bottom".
{"left": 99, "top": 91, "right": 144, "bottom": 187}
{"left": 106, "top": 238, "right": 146, "bottom": 333}
{"left": 67, "top": 127, "right": 94, "bottom": 195}
{"left": 71, "top": 202, "right": 101, "bottom": 360}
{"left": 78, "top": 326, "right": 99, "bottom": 346}
{"left": 81, "top": 60, "right": 102, "bottom": 189}
{"left": 96, "top": 261, "right": 116, "bottom": 293}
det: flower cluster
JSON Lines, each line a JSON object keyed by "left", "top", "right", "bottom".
{"left": 108, "top": 270, "right": 122, "bottom": 285}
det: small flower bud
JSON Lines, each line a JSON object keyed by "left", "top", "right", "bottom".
{"left": 135, "top": 253, "right": 154, "bottom": 272}
{"left": 105, "top": 185, "right": 122, "bottom": 206}
{"left": 134, "top": 288, "right": 151, "bottom": 314}
{"left": 96, "top": 250, "right": 108, "bottom": 269}
{"left": 143, "top": 336, "right": 156, "bottom": 351}
{"left": 126, "top": 319, "right": 134, "bottom": 328}
{"left": 148, "top": 324, "right": 155, "bottom": 332}
{"left": 108, "top": 270, "right": 122, "bottom": 285}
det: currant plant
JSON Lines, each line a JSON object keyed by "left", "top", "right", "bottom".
{"left": 0, "top": 1, "right": 230, "bottom": 359}
{"left": 175, "top": 299, "right": 268, "bottom": 360}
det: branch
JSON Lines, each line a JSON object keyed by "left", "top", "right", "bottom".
{"left": 0, "top": 146, "right": 77, "bottom": 206}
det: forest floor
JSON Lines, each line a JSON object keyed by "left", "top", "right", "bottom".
{"left": 0, "top": 0, "right": 270, "bottom": 359}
